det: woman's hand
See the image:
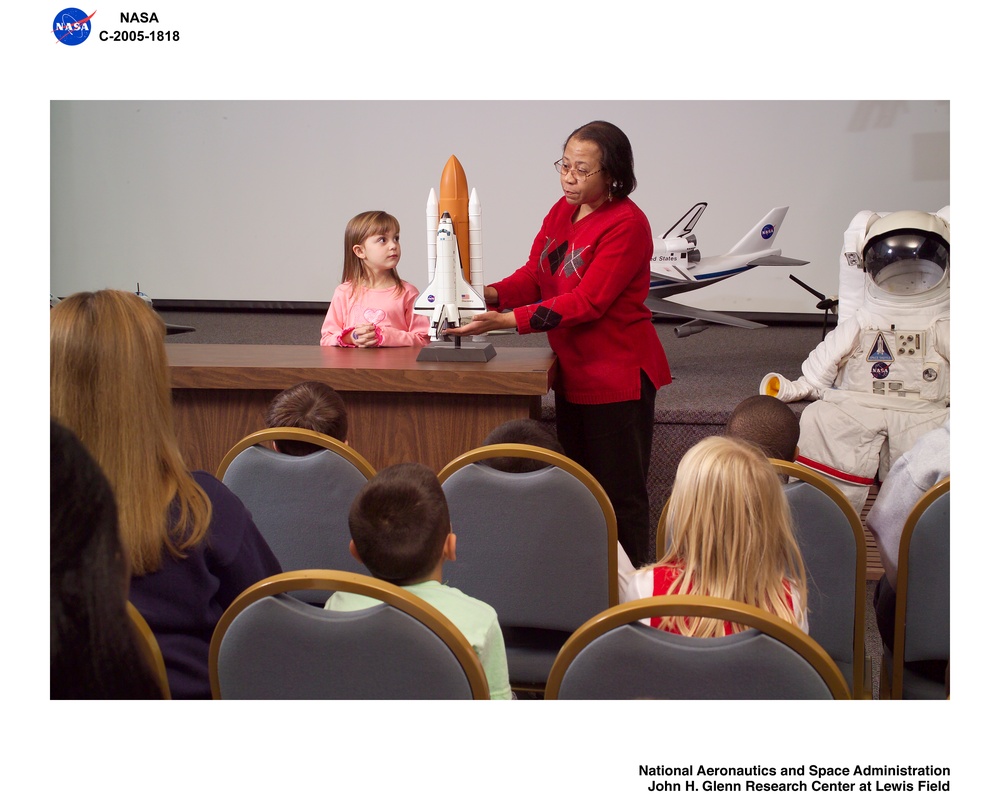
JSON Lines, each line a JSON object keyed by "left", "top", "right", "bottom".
{"left": 449, "top": 310, "right": 517, "bottom": 336}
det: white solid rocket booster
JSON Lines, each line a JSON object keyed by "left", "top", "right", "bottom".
{"left": 426, "top": 188, "right": 439, "bottom": 286}
{"left": 469, "top": 188, "right": 484, "bottom": 299}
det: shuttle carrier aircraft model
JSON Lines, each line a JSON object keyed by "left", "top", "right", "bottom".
{"left": 646, "top": 202, "right": 809, "bottom": 337}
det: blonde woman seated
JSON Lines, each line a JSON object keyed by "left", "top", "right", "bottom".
{"left": 623, "top": 436, "right": 808, "bottom": 636}
{"left": 51, "top": 290, "right": 282, "bottom": 699}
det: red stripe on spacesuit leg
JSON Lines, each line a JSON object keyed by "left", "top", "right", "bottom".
{"left": 795, "top": 455, "right": 875, "bottom": 485}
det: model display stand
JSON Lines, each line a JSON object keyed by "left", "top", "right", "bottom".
{"left": 417, "top": 337, "right": 496, "bottom": 362}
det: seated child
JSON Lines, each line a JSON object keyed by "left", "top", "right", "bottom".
{"left": 325, "top": 462, "right": 513, "bottom": 699}
{"left": 724, "top": 394, "right": 800, "bottom": 463}
{"left": 482, "top": 418, "right": 564, "bottom": 473}
{"left": 623, "top": 436, "right": 809, "bottom": 636}
{"left": 264, "top": 380, "right": 348, "bottom": 455}
{"left": 481, "top": 418, "right": 636, "bottom": 598}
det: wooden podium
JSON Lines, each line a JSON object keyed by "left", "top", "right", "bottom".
{"left": 167, "top": 343, "right": 557, "bottom": 474}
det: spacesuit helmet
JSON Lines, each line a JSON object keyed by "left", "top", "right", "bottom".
{"left": 862, "top": 210, "right": 949, "bottom": 295}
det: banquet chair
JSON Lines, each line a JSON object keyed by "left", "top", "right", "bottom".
{"left": 544, "top": 595, "right": 850, "bottom": 700}
{"left": 769, "top": 459, "right": 868, "bottom": 698}
{"left": 217, "top": 427, "right": 377, "bottom": 603}
{"left": 438, "top": 444, "right": 618, "bottom": 694}
{"left": 209, "top": 570, "right": 490, "bottom": 700}
{"left": 881, "top": 477, "right": 950, "bottom": 700}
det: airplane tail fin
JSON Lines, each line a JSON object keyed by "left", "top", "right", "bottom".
{"left": 724, "top": 207, "right": 789, "bottom": 256}
{"left": 661, "top": 202, "right": 708, "bottom": 238}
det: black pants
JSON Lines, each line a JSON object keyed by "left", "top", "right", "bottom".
{"left": 555, "top": 373, "right": 656, "bottom": 567}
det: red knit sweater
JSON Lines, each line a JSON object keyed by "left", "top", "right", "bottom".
{"left": 491, "top": 197, "right": 671, "bottom": 404}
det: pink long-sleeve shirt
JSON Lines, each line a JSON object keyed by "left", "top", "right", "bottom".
{"left": 320, "top": 282, "right": 430, "bottom": 348}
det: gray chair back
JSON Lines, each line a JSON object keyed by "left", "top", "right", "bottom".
{"left": 217, "top": 428, "right": 376, "bottom": 603}
{"left": 546, "top": 596, "right": 850, "bottom": 700}
{"left": 210, "top": 570, "right": 490, "bottom": 700}
{"left": 887, "top": 478, "right": 950, "bottom": 699}
{"left": 438, "top": 444, "right": 617, "bottom": 689}
{"left": 772, "top": 460, "right": 866, "bottom": 696}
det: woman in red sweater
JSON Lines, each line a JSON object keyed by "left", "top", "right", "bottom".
{"left": 450, "top": 120, "right": 671, "bottom": 566}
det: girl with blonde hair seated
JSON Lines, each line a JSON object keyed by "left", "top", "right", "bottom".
{"left": 623, "top": 436, "right": 808, "bottom": 636}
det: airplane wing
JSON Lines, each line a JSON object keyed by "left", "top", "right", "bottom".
{"left": 645, "top": 296, "right": 766, "bottom": 330}
{"left": 745, "top": 255, "right": 810, "bottom": 267}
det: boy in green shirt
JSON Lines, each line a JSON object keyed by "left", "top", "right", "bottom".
{"left": 325, "top": 463, "right": 513, "bottom": 699}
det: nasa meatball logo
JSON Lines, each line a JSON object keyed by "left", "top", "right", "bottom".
{"left": 52, "top": 8, "right": 95, "bottom": 45}
{"left": 871, "top": 362, "right": 890, "bottom": 380}
{"left": 760, "top": 224, "right": 775, "bottom": 241}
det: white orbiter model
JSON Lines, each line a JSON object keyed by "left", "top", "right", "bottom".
{"left": 414, "top": 156, "right": 488, "bottom": 341}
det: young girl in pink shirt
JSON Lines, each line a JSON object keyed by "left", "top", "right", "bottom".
{"left": 623, "top": 436, "right": 809, "bottom": 636}
{"left": 320, "top": 211, "right": 430, "bottom": 348}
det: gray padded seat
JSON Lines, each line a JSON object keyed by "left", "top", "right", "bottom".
{"left": 211, "top": 570, "right": 489, "bottom": 700}
{"left": 220, "top": 441, "right": 371, "bottom": 603}
{"left": 882, "top": 483, "right": 950, "bottom": 700}
{"left": 440, "top": 451, "right": 617, "bottom": 689}
{"left": 546, "top": 596, "right": 849, "bottom": 700}
{"left": 782, "top": 477, "right": 864, "bottom": 693}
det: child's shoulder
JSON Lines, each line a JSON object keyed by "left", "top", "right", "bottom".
{"left": 424, "top": 581, "right": 499, "bottom": 621}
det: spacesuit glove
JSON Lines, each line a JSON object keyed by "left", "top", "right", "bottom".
{"left": 759, "top": 373, "right": 814, "bottom": 403}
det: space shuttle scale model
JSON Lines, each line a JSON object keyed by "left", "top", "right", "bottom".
{"left": 414, "top": 155, "right": 489, "bottom": 343}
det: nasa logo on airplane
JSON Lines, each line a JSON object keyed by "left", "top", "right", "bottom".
{"left": 52, "top": 8, "right": 95, "bottom": 45}
{"left": 760, "top": 224, "right": 775, "bottom": 240}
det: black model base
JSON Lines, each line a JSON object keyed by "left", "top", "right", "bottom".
{"left": 416, "top": 339, "right": 497, "bottom": 362}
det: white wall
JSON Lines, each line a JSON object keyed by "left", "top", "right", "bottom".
{"left": 51, "top": 100, "right": 948, "bottom": 312}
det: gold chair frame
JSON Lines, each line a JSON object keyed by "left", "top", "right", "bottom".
{"left": 769, "top": 459, "right": 868, "bottom": 698}
{"left": 216, "top": 427, "right": 377, "bottom": 481}
{"left": 438, "top": 443, "right": 619, "bottom": 608}
{"left": 126, "top": 601, "right": 171, "bottom": 699}
{"left": 544, "top": 595, "right": 851, "bottom": 700}
{"left": 883, "top": 476, "right": 950, "bottom": 700}
{"left": 208, "top": 569, "right": 490, "bottom": 700}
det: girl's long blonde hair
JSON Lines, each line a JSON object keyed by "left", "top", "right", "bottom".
{"left": 50, "top": 290, "right": 211, "bottom": 576}
{"left": 651, "top": 435, "right": 807, "bottom": 636}
{"left": 341, "top": 210, "right": 404, "bottom": 297}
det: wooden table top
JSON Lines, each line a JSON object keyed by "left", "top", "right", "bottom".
{"left": 167, "top": 343, "right": 557, "bottom": 396}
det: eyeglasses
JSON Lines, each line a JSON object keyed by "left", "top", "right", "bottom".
{"left": 554, "top": 160, "right": 604, "bottom": 180}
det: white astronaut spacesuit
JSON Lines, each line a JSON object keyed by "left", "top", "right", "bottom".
{"left": 760, "top": 210, "right": 950, "bottom": 513}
